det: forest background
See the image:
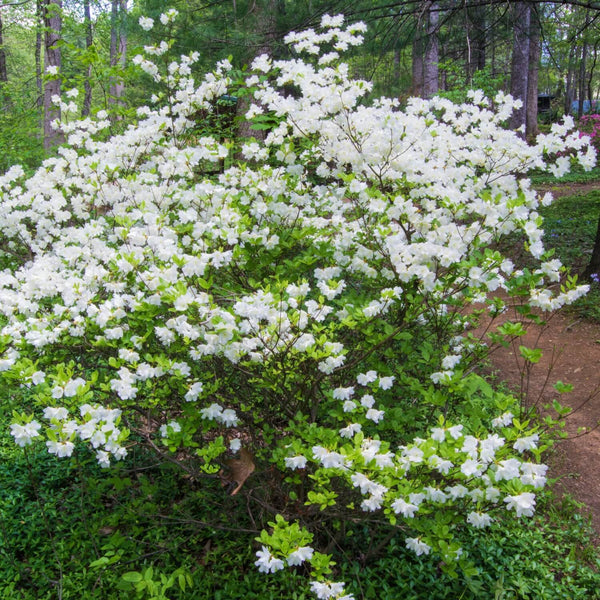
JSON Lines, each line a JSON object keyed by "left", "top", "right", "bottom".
{"left": 2, "top": 0, "right": 600, "bottom": 169}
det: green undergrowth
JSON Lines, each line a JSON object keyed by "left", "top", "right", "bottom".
{"left": 2, "top": 423, "right": 599, "bottom": 600}
{"left": 529, "top": 164, "right": 600, "bottom": 186}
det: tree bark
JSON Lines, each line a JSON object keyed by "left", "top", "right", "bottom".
{"left": 509, "top": 2, "right": 531, "bottom": 135}
{"left": 43, "top": 0, "right": 63, "bottom": 150}
{"left": 579, "top": 42, "right": 588, "bottom": 117}
{"left": 583, "top": 214, "right": 600, "bottom": 280}
{"left": 109, "top": 0, "right": 127, "bottom": 112}
{"left": 237, "top": 0, "right": 278, "bottom": 142}
{"left": 526, "top": 5, "right": 540, "bottom": 140}
{"left": 565, "top": 45, "right": 576, "bottom": 115}
{"left": 411, "top": 15, "right": 424, "bottom": 96}
{"left": 467, "top": 4, "right": 486, "bottom": 83}
{"left": 82, "top": 0, "right": 93, "bottom": 117}
{"left": 423, "top": 1, "right": 439, "bottom": 98}
{"left": 35, "top": 0, "right": 43, "bottom": 110}
{"left": 0, "top": 9, "right": 8, "bottom": 84}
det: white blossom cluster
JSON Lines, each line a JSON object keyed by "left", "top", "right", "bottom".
{"left": 2, "top": 11, "right": 594, "bottom": 599}
{"left": 11, "top": 404, "right": 127, "bottom": 467}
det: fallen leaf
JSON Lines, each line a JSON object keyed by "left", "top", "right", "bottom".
{"left": 222, "top": 448, "right": 255, "bottom": 496}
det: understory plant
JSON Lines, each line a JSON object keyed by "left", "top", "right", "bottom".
{"left": 1, "top": 11, "right": 596, "bottom": 599}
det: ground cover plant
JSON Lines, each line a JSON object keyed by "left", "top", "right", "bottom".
{"left": 1, "top": 12, "right": 599, "bottom": 599}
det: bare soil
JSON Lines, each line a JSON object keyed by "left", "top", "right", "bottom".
{"left": 484, "top": 179, "right": 600, "bottom": 533}
{"left": 482, "top": 311, "right": 600, "bottom": 533}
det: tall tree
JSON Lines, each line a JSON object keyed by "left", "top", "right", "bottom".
{"left": 109, "top": 0, "right": 127, "bottom": 111}
{"left": 82, "top": 0, "right": 93, "bottom": 117}
{"left": 526, "top": 5, "right": 541, "bottom": 139}
{"left": 423, "top": 1, "right": 439, "bottom": 98}
{"left": 0, "top": 8, "right": 7, "bottom": 85}
{"left": 509, "top": 2, "right": 531, "bottom": 135}
{"left": 43, "top": 0, "right": 63, "bottom": 150}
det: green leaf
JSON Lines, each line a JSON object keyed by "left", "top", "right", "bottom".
{"left": 122, "top": 571, "right": 144, "bottom": 583}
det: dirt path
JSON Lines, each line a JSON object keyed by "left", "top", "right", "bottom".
{"left": 482, "top": 311, "right": 600, "bottom": 532}
{"left": 484, "top": 176, "right": 600, "bottom": 532}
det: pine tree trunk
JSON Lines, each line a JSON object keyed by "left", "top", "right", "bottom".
{"left": 0, "top": 10, "right": 8, "bottom": 84}
{"left": 237, "top": 0, "right": 278, "bottom": 142}
{"left": 109, "top": 0, "right": 127, "bottom": 113}
{"left": 423, "top": 2, "right": 439, "bottom": 99}
{"left": 35, "top": 0, "right": 43, "bottom": 111}
{"left": 583, "top": 215, "right": 600, "bottom": 280}
{"left": 82, "top": 0, "right": 93, "bottom": 117}
{"left": 411, "top": 20, "right": 424, "bottom": 97}
{"left": 579, "top": 43, "right": 588, "bottom": 117}
{"left": 526, "top": 5, "right": 540, "bottom": 140}
{"left": 509, "top": 2, "right": 531, "bottom": 135}
{"left": 565, "top": 45, "right": 576, "bottom": 115}
{"left": 43, "top": 0, "right": 64, "bottom": 150}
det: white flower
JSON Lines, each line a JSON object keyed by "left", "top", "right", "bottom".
{"left": 201, "top": 403, "right": 223, "bottom": 420}
{"left": 491, "top": 412, "right": 514, "bottom": 428}
{"left": 43, "top": 407, "right": 69, "bottom": 421}
{"left": 365, "top": 408, "right": 384, "bottom": 423}
{"left": 342, "top": 400, "right": 357, "bottom": 412}
{"left": 185, "top": 382, "right": 204, "bottom": 402}
{"left": 431, "top": 427, "right": 446, "bottom": 442}
{"left": 287, "top": 546, "right": 314, "bottom": 566}
{"left": 139, "top": 16, "right": 154, "bottom": 30}
{"left": 31, "top": 371, "right": 46, "bottom": 385}
{"left": 160, "top": 8, "right": 178, "bottom": 25}
{"left": 96, "top": 450, "right": 111, "bottom": 468}
{"left": 460, "top": 459, "right": 482, "bottom": 477}
{"left": 63, "top": 377, "right": 86, "bottom": 397}
{"left": 284, "top": 455, "right": 307, "bottom": 470}
{"left": 46, "top": 440, "right": 75, "bottom": 458}
{"left": 11, "top": 421, "right": 42, "bottom": 446}
{"left": 405, "top": 537, "right": 431, "bottom": 556}
{"left": 332, "top": 386, "right": 354, "bottom": 400}
{"left": 229, "top": 438, "right": 242, "bottom": 452}
{"left": 513, "top": 434, "right": 539, "bottom": 453}
{"left": 219, "top": 409, "right": 239, "bottom": 427}
{"left": 378, "top": 376, "right": 394, "bottom": 390}
{"left": 360, "top": 394, "right": 375, "bottom": 408}
{"left": 339, "top": 423, "right": 361, "bottom": 438}
{"left": 254, "top": 546, "right": 284, "bottom": 573}
{"left": 467, "top": 511, "right": 493, "bottom": 528}
{"left": 391, "top": 498, "right": 419, "bottom": 518}
{"left": 357, "top": 371, "right": 377, "bottom": 385}
{"left": 159, "top": 420, "right": 181, "bottom": 438}
{"left": 495, "top": 458, "right": 521, "bottom": 481}
{"left": 504, "top": 492, "right": 536, "bottom": 517}
{"left": 309, "top": 581, "right": 351, "bottom": 600}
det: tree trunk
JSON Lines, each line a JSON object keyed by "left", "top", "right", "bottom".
{"left": 467, "top": 4, "right": 486, "bottom": 83}
{"left": 526, "top": 5, "right": 540, "bottom": 140}
{"left": 35, "top": 0, "right": 43, "bottom": 111}
{"left": 82, "top": 0, "right": 93, "bottom": 117}
{"left": 565, "top": 45, "right": 576, "bottom": 115}
{"left": 423, "top": 1, "right": 439, "bottom": 98}
{"left": 579, "top": 42, "right": 588, "bottom": 117}
{"left": 43, "top": 0, "right": 63, "bottom": 150}
{"left": 411, "top": 17, "right": 424, "bottom": 97}
{"left": 237, "top": 0, "right": 278, "bottom": 142}
{"left": 583, "top": 215, "right": 600, "bottom": 280}
{"left": 109, "top": 0, "right": 127, "bottom": 112}
{"left": 509, "top": 2, "right": 531, "bottom": 135}
{"left": 0, "top": 9, "right": 8, "bottom": 84}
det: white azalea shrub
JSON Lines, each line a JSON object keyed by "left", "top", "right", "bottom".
{"left": 2, "top": 13, "right": 594, "bottom": 598}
